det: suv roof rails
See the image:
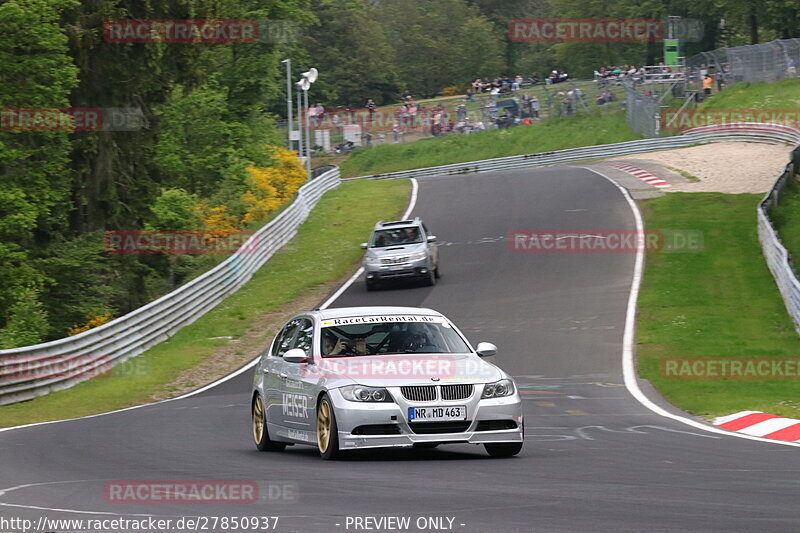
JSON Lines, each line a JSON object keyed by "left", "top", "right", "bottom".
{"left": 378, "top": 217, "right": 420, "bottom": 228}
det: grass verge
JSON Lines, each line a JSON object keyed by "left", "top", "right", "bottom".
{"left": 769, "top": 174, "right": 800, "bottom": 266}
{"left": 340, "top": 110, "right": 638, "bottom": 177}
{"left": 700, "top": 79, "right": 800, "bottom": 110}
{"left": 637, "top": 192, "right": 800, "bottom": 419}
{"left": 0, "top": 179, "right": 410, "bottom": 428}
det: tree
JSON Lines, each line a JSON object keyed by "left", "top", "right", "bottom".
{"left": 304, "top": 0, "right": 401, "bottom": 106}
{"left": 0, "top": 0, "right": 78, "bottom": 331}
{"left": 0, "top": 289, "right": 49, "bottom": 348}
{"left": 449, "top": 16, "right": 505, "bottom": 83}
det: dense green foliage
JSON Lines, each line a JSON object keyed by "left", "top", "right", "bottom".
{"left": 2, "top": 0, "right": 798, "bottom": 346}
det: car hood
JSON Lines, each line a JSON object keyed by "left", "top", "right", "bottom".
{"left": 310, "top": 352, "right": 504, "bottom": 387}
{"left": 366, "top": 242, "right": 427, "bottom": 258}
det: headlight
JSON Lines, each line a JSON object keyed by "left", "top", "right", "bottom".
{"left": 364, "top": 256, "right": 382, "bottom": 265}
{"left": 481, "top": 379, "right": 515, "bottom": 399}
{"left": 407, "top": 251, "right": 427, "bottom": 261}
{"left": 340, "top": 385, "right": 394, "bottom": 402}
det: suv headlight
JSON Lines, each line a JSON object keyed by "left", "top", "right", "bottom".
{"left": 340, "top": 385, "right": 394, "bottom": 402}
{"left": 364, "top": 256, "right": 382, "bottom": 265}
{"left": 408, "top": 251, "right": 427, "bottom": 261}
{"left": 481, "top": 379, "right": 515, "bottom": 399}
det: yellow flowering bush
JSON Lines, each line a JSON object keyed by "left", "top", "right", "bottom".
{"left": 242, "top": 147, "right": 307, "bottom": 224}
{"left": 68, "top": 312, "right": 113, "bottom": 336}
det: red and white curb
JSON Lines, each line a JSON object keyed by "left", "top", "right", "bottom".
{"left": 608, "top": 163, "right": 671, "bottom": 188}
{"left": 713, "top": 411, "right": 800, "bottom": 442}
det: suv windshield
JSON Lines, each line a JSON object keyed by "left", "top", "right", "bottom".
{"left": 320, "top": 315, "right": 470, "bottom": 357}
{"left": 370, "top": 227, "right": 422, "bottom": 247}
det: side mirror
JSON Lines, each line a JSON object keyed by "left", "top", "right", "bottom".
{"left": 283, "top": 348, "right": 309, "bottom": 363}
{"left": 360, "top": 242, "right": 368, "bottom": 250}
{"left": 475, "top": 342, "right": 497, "bottom": 357}
{"left": 427, "top": 235, "right": 437, "bottom": 242}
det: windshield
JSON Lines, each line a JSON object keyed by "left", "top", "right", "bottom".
{"left": 320, "top": 315, "right": 470, "bottom": 357}
{"left": 370, "top": 227, "right": 423, "bottom": 248}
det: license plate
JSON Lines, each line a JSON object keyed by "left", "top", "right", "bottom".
{"left": 408, "top": 406, "right": 466, "bottom": 422}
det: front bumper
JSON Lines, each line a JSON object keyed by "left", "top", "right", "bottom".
{"left": 328, "top": 387, "right": 523, "bottom": 450}
{"left": 364, "top": 258, "right": 430, "bottom": 281}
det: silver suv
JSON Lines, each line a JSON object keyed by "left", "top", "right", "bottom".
{"left": 360, "top": 218, "right": 440, "bottom": 291}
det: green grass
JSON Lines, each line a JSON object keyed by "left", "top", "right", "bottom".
{"left": 340, "top": 110, "right": 638, "bottom": 177}
{"left": 770, "top": 175, "right": 800, "bottom": 269}
{"left": 0, "top": 179, "right": 410, "bottom": 428}
{"left": 637, "top": 193, "right": 800, "bottom": 419}
{"left": 665, "top": 165, "right": 701, "bottom": 182}
{"left": 700, "top": 78, "right": 800, "bottom": 110}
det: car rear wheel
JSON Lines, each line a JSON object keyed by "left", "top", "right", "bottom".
{"left": 253, "top": 394, "right": 286, "bottom": 452}
{"left": 316, "top": 394, "right": 340, "bottom": 460}
{"left": 484, "top": 442, "right": 523, "bottom": 458}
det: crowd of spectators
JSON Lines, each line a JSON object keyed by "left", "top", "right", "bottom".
{"left": 545, "top": 70, "right": 569, "bottom": 85}
{"left": 594, "top": 65, "right": 645, "bottom": 85}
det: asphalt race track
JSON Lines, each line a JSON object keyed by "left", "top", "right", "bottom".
{"left": 1, "top": 167, "right": 799, "bottom": 533}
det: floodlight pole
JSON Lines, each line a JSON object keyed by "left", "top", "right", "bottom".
{"left": 297, "top": 67, "right": 318, "bottom": 180}
{"left": 282, "top": 59, "right": 293, "bottom": 150}
{"left": 304, "top": 88, "right": 311, "bottom": 178}
{"left": 296, "top": 83, "right": 304, "bottom": 166}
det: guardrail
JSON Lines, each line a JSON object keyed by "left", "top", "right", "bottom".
{"left": 347, "top": 123, "right": 800, "bottom": 181}
{"left": 0, "top": 168, "right": 341, "bottom": 405}
{"left": 759, "top": 144, "right": 800, "bottom": 334}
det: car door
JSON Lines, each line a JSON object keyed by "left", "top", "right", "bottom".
{"left": 264, "top": 319, "right": 301, "bottom": 431}
{"left": 276, "top": 317, "right": 317, "bottom": 444}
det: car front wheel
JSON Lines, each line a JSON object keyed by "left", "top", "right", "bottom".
{"left": 484, "top": 442, "right": 522, "bottom": 458}
{"left": 423, "top": 268, "right": 436, "bottom": 286}
{"left": 316, "top": 394, "right": 341, "bottom": 460}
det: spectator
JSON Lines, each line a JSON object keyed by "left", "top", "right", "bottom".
{"left": 465, "top": 88, "right": 475, "bottom": 102}
{"left": 530, "top": 96, "right": 540, "bottom": 119}
{"left": 512, "top": 75, "right": 523, "bottom": 90}
{"left": 702, "top": 74, "right": 713, "bottom": 96}
{"left": 365, "top": 99, "right": 376, "bottom": 122}
{"left": 331, "top": 113, "right": 343, "bottom": 134}
{"left": 431, "top": 109, "right": 442, "bottom": 136}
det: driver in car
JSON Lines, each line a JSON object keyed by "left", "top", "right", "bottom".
{"left": 402, "top": 227, "right": 420, "bottom": 243}
{"left": 323, "top": 332, "right": 368, "bottom": 356}
{"left": 403, "top": 325, "right": 437, "bottom": 352}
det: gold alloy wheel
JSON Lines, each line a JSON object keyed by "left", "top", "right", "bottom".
{"left": 317, "top": 398, "right": 332, "bottom": 452}
{"left": 253, "top": 396, "right": 265, "bottom": 444}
